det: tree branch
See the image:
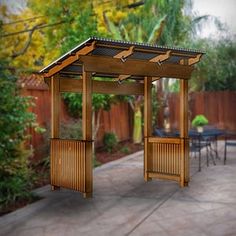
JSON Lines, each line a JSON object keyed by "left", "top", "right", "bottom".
{"left": 128, "top": 100, "right": 134, "bottom": 111}
{"left": 2, "top": 16, "right": 44, "bottom": 26}
{"left": 1, "top": 21, "right": 66, "bottom": 38}
{"left": 11, "top": 23, "right": 44, "bottom": 58}
{"left": 94, "top": 108, "right": 102, "bottom": 139}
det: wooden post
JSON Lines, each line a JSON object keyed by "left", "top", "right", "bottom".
{"left": 51, "top": 75, "right": 60, "bottom": 190}
{"left": 179, "top": 79, "right": 189, "bottom": 187}
{"left": 144, "top": 76, "right": 152, "bottom": 181}
{"left": 82, "top": 67, "right": 93, "bottom": 198}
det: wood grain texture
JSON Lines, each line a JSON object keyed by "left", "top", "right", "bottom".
{"left": 51, "top": 76, "right": 60, "bottom": 139}
{"left": 50, "top": 139, "right": 86, "bottom": 192}
{"left": 146, "top": 137, "right": 185, "bottom": 185}
{"left": 59, "top": 78, "right": 144, "bottom": 95}
{"left": 80, "top": 55, "right": 194, "bottom": 79}
{"left": 144, "top": 76, "right": 152, "bottom": 181}
{"left": 82, "top": 68, "right": 93, "bottom": 197}
{"left": 45, "top": 42, "right": 95, "bottom": 78}
{"left": 179, "top": 80, "right": 189, "bottom": 186}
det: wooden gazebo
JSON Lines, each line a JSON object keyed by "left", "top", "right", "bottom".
{"left": 40, "top": 37, "right": 203, "bottom": 198}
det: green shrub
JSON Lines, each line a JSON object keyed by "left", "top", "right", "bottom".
{"left": 192, "top": 114, "right": 208, "bottom": 127}
{"left": 0, "top": 63, "right": 38, "bottom": 209}
{"left": 103, "top": 132, "right": 118, "bottom": 153}
{"left": 60, "top": 119, "right": 82, "bottom": 140}
{"left": 121, "top": 146, "right": 130, "bottom": 154}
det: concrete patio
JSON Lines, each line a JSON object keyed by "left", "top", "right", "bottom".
{"left": 1, "top": 141, "right": 236, "bottom": 236}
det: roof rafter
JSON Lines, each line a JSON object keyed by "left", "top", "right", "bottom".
{"left": 45, "top": 41, "right": 96, "bottom": 77}
{"left": 113, "top": 46, "right": 134, "bottom": 61}
{"left": 149, "top": 50, "right": 171, "bottom": 63}
{"left": 188, "top": 54, "right": 202, "bottom": 66}
{"left": 116, "top": 74, "right": 131, "bottom": 82}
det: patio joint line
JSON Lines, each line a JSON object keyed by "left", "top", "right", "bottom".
{"left": 125, "top": 166, "right": 202, "bottom": 236}
{"left": 124, "top": 189, "right": 179, "bottom": 236}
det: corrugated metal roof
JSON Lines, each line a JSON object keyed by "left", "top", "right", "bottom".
{"left": 40, "top": 36, "right": 204, "bottom": 75}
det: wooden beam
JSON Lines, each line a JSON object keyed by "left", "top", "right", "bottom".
{"left": 82, "top": 69, "right": 93, "bottom": 198}
{"left": 144, "top": 76, "right": 152, "bottom": 140}
{"left": 80, "top": 55, "right": 193, "bottom": 79}
{"left": 51, "top": 76, "right": 60, "bottom": 138}
{"left": 148, "top": 137, "right": 181, "bottom": 144}
{"left": 144, "top": 76, "right": 152, "bottom": 182}
{"left": 148, "top": 172, "right": 180, "bottom": 182}
{"left": 152, "top": 77, "right": 160, "bottom": 82}
{"left": 82, "top": 71, "right": 92, "bottom": 140}
{"left": 59, "top": 78, "right": 144, "bottom": 95}
{"left": 113, "top": 46, "right": 134, "bottom": 61}
{"left": 50, "top": 75, "right": 60, "bottom": 190}
{"left": 179, "top": 80, "right": 188, "bottom": 138}
{"left": 188, "top": 54, "right": 201, "bottom": 66}
{"left": 149, "top": 50, "right": 171, "bottom": 63}
{"left": 179, "top": 79, "right": 189, "bottom": 187}
{"left": 44, "top": 42, "right": 96, "bottom": 78}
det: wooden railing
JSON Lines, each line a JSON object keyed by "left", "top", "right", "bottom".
{"left": 146, "top": 137, "right": 189, "bottom": 185}
{"left": 51, "top": 139, "right": 89, "bottom": 192}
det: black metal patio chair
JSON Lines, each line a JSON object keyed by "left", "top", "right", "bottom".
{"left": 224, "top": 131, "right": 236, "bottom": 164}
{"left": 189, "top": 130, "right": 217, "bottom": 171}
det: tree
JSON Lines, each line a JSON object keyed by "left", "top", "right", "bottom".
{"left": 0, "top": 4, "right": 51, "bottom": 71}
{"left": 100, "top": 0, "right": 199, "bottom": 141}
{"left": 191, "top": 37, "right": 236, "bottom": 91}
{"left": 28, "top": 1, "right": 122, "bottom": 150}
{"left": 0, "top": 61, "right": 38, "bottom": 208}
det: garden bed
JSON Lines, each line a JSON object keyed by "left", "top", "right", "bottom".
{"left": 96, "top": 140, "right": 143, "bottom": 164}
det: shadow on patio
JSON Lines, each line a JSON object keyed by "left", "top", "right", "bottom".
{"left": 1, "top": 141, "right": 236, "bottom": 236}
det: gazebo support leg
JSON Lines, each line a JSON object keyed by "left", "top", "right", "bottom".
{"left": 144, "top": 76, "right": 152, "bottom": 182}
{"left": 51, "top": 186, "right": 60, "bottom": 191}
{"left": 82, "top": 68, "right": 93, "bottom": 198}
{"left": 180, "top": 79, "right": 189, "bottom": 187}
{"left": 51, "top": 75, "right": 60, "bottom": 191}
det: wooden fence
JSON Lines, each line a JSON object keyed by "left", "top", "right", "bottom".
{"left": 165, "top": 91, "right": 236, "bottom": 131}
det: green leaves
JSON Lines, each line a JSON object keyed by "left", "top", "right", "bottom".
{"left": 0, "top": 62, "right": 36, "bottom": 207}
{"left": 62, "top": 91, "right": 115, "bottom": 117}
{"left": 192, "top": 114, "right": 209, "bottom": 127}
{"left": 103, "top": 132, "right": 118, "bottom": 153}
{"left": 147, "top": 15, "right": 167, "bottom": 44}
{"left": 191, "top": 39, "right": 236, "bottom": 91}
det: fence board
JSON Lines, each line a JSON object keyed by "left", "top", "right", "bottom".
{"left": 21, "top": 86, "right": 132, "bottom": 160}
{"left": 165, "top": 91, "right": 236, "bottom": 132}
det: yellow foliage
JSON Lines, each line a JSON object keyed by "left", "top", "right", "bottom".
{"left": 0, "top": 4, "right": 59, "bottom": 71}
{"left": 0, "top": 0, "right": 138, "bottom": 71}
{"left": 93, "top": 0, "right": 131, "bottom": 33}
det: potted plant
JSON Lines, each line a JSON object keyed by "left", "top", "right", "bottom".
{"left": 191, "top": 114, "right": 208, "bottom": 133}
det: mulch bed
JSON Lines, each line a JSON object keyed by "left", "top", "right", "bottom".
{"left": 95, "top": 140, "right": 143, "bottom": 164}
